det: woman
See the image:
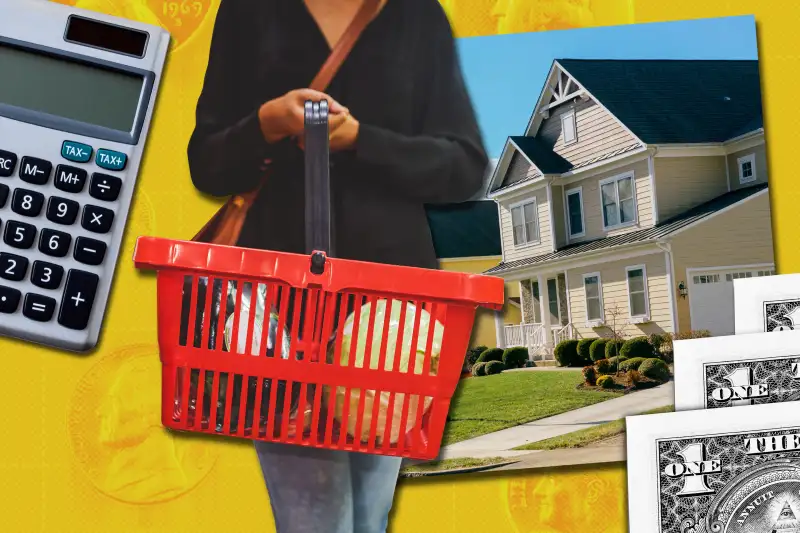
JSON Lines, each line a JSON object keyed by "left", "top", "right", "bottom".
{"left": 187, "top": 0, "right": 488, "bottom": 531}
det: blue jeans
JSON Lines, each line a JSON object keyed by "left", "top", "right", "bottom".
{"left": 255, "top": 441, "right": 402, "bottom": 533}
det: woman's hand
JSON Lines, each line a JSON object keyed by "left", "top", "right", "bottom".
{"left": 329, "top": 114, "right": 360, "bottom": 152}
{"left": 258, "top": 89, "right": 349, "bottom": 143}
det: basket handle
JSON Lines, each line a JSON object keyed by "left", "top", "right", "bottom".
{"left": 304, "top": 100, "right": 332, "bottom": 274}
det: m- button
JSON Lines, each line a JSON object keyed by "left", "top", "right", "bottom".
{"left": 95, "top": 149, "right": 127, "bottom": 171}
{"left": 61, "top": 141, "right": 93, "bottom": 163}
{"left": 0, "top": 149, "right": 18, "bottom": 177}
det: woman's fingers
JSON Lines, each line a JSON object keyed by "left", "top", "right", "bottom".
{"left": 292, "top": 89, "right": 348, "bottom": 114}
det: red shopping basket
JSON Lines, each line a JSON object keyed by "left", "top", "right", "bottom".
{"left": 133, "top": 101, "right": 505, "bottom": 460}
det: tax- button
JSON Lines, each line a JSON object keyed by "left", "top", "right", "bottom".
{"left": 95, "top": 149, "right": 127, "bottom": 171}
{"left": 61, "top": 141, "right": 93, "bottom": 163}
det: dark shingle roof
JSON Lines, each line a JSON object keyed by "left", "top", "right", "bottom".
{"left": 428, "top": 201, "right": 502, "bottom": 259}
{"left": 557, "top": 59, "right": 764, "bottom": 143}
{"left": 510, "top": 136, "right": 572, "bottom": 174}
{"left": 485, "top": 183, "right": 768, "bottom": 275}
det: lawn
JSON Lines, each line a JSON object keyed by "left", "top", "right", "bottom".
{"left": 441, "top": 370, "right": 622, "bottom": 446}
{"left": 514, "top": 405, "right": 674, "bottom": 451}
{"left": 401, "top": 456, "right": 510, "bottom": 475}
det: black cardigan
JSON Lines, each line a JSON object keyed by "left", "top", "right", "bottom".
{"left": 187, "top": 0, "right": 488, "bottom": 269}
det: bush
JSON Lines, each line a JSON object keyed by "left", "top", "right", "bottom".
{"left": 619, "top": 357, "right": 647, "bottom": 372}
{"left": 639, "top": 358, "right": 671, "bottom": 383}
{"left": 502, "top": 346, "right": 529, "bottom": 369}
{"left": 476, "top": 347, "right": 504, "bottom": 364}
{"left": 589, "top": 338, "right": 609, "bottom": 362}
{"left": 674, "top": 330, "right": 712, "bottom": 341}
{"left": 554, "top": 339, "right": 582, "bottom": 367}
{"left": 466, "top": 345, "right": 488, "bottom": 368}
{"left": 595, "top": 358, "right": 614, "bottom": 375}
{"left": 627, "top": 370, "right": 643, "bottom": 388}
{"left": 605, "top": 339, "right": 625, "bottom": 359}
{"left": 620, "top": 336, "right": 654, "bottom": 359}
{"left": 577, "top": 338, "right": 594, "bottom": 364}
{"left": 582, "top": 365, "right": 597, "bottom": 386}
{"left": 485, "top": 361, "right": 505, "bottom": 375}
{"left": 597, "top": 375, "right": 615, "bottom": 389}
{"left": 471, "top": 362, "right": 487, "bottom": 377}
{"left": 524, "top": 360, "right": 536, "bottom": 368}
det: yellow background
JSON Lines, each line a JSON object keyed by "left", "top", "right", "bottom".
{"left": 1, "top": 0, "right": 795, "bottom": 531}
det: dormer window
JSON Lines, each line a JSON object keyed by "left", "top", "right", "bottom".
{"left": 561, "top": 109, "right": 577, "bottom": 145}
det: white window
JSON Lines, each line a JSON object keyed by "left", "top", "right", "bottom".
{"left": 561, "top": 110, "right": 577, "bottom": 145}
{"left": 626, "top": 265, "right": 650, "bottom": 318}
{"left": 528, "top": 280, "right": 542, "bottom": 323}
{"left": 738, "top": 154, "right": 756, "bottom": 184}
{"left": 599, "top": 172, "right": 636, "bottom": 229}
{"left": 696, "top": 274, "right": 722, "bottom": 284}
{"left": 583, "top": 273, "right": 603, "bottom": 324}
{"left": 565, "top": 187, "right": 585, "bottom": 237}
{"left": 510, "top": 199, "right": 539, "bottom": 246}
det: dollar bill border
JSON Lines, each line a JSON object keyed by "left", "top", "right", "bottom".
{"left": 702, "top": 355, "right": 800, "bottom": 408}
{"left": 763, "top": 298, "right": 800, "bottom": 332}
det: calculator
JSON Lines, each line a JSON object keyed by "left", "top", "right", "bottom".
{"left": 0, "top": 0, "right": 169, "bottom": 352}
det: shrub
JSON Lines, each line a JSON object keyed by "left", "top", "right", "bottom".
{"left": 524, "top": 360, "right": 536, "bottom": 368}
{"left": 485, "top": 361, "right": 505, "bottom": 375}
{"left": 627, "top": 370, "right": 643, "bottom": 388}
{"left": 595, "top": 358, "right": 614, "bottom": 375}
{"left": 597, "top": 375, "right": 615, "bottom": 389}
{"left": 605, "top": 339, "right": 625, "bottom": 359}
{"left": 471, "top": 362, "right": 487, "bottom": 377}
{"left": 674, "top": 330, "right": 712, "bottom": 341}
{"left": 582, "top": 365, "right": 597, "bottom": 386}
{"left": 502, "top": 346, "right": 529, "bottom": 369}
{"left": 619, "top": 357, "right": 647, "bottom": 372}
{"left": 554, "top": 339, "right": 582, "bottom": 367}
{"left": 620, "top": 336, "right": 654, "bottom": 359}
{"left": 577, "top": 338, "right": 595, "bottom": 364}
{"left": 466, "top": 345, "right": 488, "bottom": 368}
{"left": 476, "top": 347, "right": 504, "bottom": 364}
{"left": 589, "top": 338, "right": 609, "bottom": 362}
{"left": 639, "top": 358, "right": 671, "bottom": 383}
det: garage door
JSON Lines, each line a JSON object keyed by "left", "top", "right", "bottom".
{"left": 689, "top": 267, "right": 775, "bottom": 336}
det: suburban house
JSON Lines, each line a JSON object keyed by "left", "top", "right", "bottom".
{"left": 485, "top": 59, "right": 774, "bottom": 358}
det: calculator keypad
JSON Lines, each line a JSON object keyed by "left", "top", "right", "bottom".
{"left": 0, "top": 140, "right": 126, "bottom": 335}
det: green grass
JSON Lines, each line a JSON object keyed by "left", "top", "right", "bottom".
{"left": 401, "top": 456, "right": 509, "bottom": 474}
{"left": 514, "top": 405, "right": 675, "bottom": 451}
{"left": 441, "top": 370, "right": 622, "bottom": 446}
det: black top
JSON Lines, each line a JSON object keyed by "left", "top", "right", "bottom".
{"left": 187, "top": 0, "right": 488, "bottom": 269}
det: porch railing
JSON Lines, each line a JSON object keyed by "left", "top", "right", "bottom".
{"left": 553, "top": 323, "right": 575, "bottom": 346}
{"left": 504, "top": 323, "right": 544, "bottom": 348}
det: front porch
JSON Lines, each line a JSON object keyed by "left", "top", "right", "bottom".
{"left": 502, "top": 323, "right": 576, "bottom": 360}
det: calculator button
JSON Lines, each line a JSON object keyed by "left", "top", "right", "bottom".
{"left": 74, "top": 237, "right": 106, "bottom": 266}
{"left": 39, "top": 229, "right": 71, "bottom": 258}
{"left": 0, "top": 253, "right": 28, "bottom": 282}
{"left": 0, "top": 150, "right": 17, "bottom": 177}
{"left": 0, "top": 286, "right": 21, "bottom": 314}
{"left": 23, "top": 293, "right": 56, "bottom": 322}
{"left": 31, "top": 261, "right": 64, "bottom": 290}
{"left": 54, "top": 165, "right": 88, "bottom": 194}
{"left": 11, "top": 189, "right": 44, "bottom": 217}
{"left": 81, "top": 205, "right": 114, "bottom": 234}
{"left": 46, "top": 197, "right": 79, "bottom": 226}
{"left": 96, "top": 149, "right": 127, "bottom": 171}
{"left": 61, "top": 141, "right": 93, "bottom": 163}
{"left": 3, "top": 220, "right": 36, "bottom": 249}
{"left": 90, "top": 173, "right": 122, "bottom": 202}
{"left": 19, "top": 156, "right": 52, "bottom": 185}
{"left": 0, "top": 184, "right": 8, "bottom": 208}
{"left": 59, "top": 269, "right": 99, "bottom": 330}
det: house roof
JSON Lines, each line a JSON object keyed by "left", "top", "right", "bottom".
{"left": 557, "top": 59, "right": 764, "bottom": 144}
{"left": 484, "top": 183, "right": 768, "bottom": 276}
{"left": 510, "top": 136, "right": 572, "bottom": 174}
{"left": 428, "top": 201, "right": 502, "bottom": 259}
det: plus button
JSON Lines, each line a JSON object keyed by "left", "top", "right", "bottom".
{"left": 71, "top": 292, "right": 85, "bottom": 307}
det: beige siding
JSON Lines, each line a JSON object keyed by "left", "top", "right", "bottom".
{"left": 728, "top": 143, "right": 768, "bottom": 191}
{"left": 654, "top": 156, "right": 728, "bottom": 221}
{"left": 567, "top": 251, "right": 674, "bottom": 340}
{"left": 502, "top": 151, "right": 542, "bottom": 188}
{"left": 566, "top": 158, "right": 654, "bottom": 244}
{"left": 551, "top": 184, "right": 567, "bottom": 249}
{"left": 671, "top": 191, "right": 775, "bottom": 333}
{"left": 539, "top": 98, "right": 641, "bottom": 168}
{"left": 499, "top": 188, "right": 553, "bottom": 262}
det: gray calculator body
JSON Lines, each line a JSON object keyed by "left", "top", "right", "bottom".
{"left": 0, "top": 0, "right": 169, "bottom": 352}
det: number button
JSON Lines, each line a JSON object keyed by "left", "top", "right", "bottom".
{"left": 19, "top": 156, "right": 52, "bottom": 185}
{"left": 3, "top": 220, "right": 36, "bottom": 249}
{"left": 0, "top": 285, "right": 21, "bottom": 314}
{"left": 23, "top": 293, "right": 56, "bottom": 322}
{"left": 11, "top": 189, "right": 44, "bottom": 217}
{"left": 54, "top": 165, "right": 87, "bottom": 194}
{"left": 0, "top": 253, "right": 28, "bottom": 282}
{"left": 39, "top": 229, "right": 71, "bottom": 258}
{"left": 46, "top": 197, "right": 79, "bottom": 226}
{"left": 81, "top": 205, "right": 114, "bottom": 234}
{"left": 74, "top": 237, "right": 106, "bottom": 266}
{"left": 0, "top": 184, "right": 8, "bottom": 208}
{"left": 59, "top": 269, "right": 99, "bottom": 330}
{"left": 89, "top": 173, "right": 122, "bottom": 202}
{"left": 0, "top": 150, "right": 18, "bottom": 178}
{"left": 31, "top": 261, "right": 64, "bottom": 290}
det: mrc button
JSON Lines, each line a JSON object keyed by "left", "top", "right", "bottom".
{"left": 0, "top": 149, "right": 17, "bottom": 177}
{"left": 95, "top": 149, "right": 127, "bottom": 171}
{"left": 61, "top": 141, "right": 93, "bottom": 163}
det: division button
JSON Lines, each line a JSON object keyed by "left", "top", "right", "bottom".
{"left": 0, "top": 285, "right": 21, "bottom": 314}
{"left": 89, "top": 173, "right": 122, "bottom": 202}
{"left": 58, "top": 269, "right": 99, "bottom": 330}
{"left": 0, "top": 150, "right": 17, "bottom": 177}
{"left": 74, "top": 237, "right": 106, "bottom": 266}
{"left": 54, "top": 165, "right": 88, "bottom": 193}
{"left": 19, "top": 156, "right": 52, "bottom": 185}
{"left": 61, "top": 140, "right": 93, "bottom": 163}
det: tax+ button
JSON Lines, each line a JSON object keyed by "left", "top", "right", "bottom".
{"left": 95, "top": 149, "right": 127, "bottom": 171}
{"left": 61, "top": 141, "right": 93, "bottom": 163}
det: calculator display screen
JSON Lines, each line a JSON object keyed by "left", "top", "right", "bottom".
{"left": 0, "top": 43, "right": 143, "bottom": 133}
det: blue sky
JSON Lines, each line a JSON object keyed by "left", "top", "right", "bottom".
{"left": 456, "top": 16, "right": 759, "bottom": 158}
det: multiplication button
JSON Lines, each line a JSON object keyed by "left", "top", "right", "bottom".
{"left": 81, "top": 205, "right": 114, "bottom": 234}
{"left": 58, "top": 269, "right": 99, "bottom": 330}
{"left": 0, "top": 150, "right": 17, "bottom": 177}
{"left": 19, "top": 156, "right": 52, "bottom": 185}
